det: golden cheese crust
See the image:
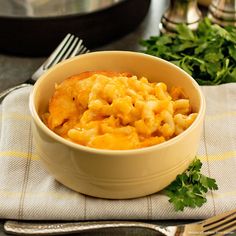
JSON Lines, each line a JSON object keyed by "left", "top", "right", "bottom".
{"left": 43, "top": 71, "right": 197, "bottom": 150}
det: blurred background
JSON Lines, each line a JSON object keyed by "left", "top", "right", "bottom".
{"left": 1, "top": 0, "right": 235, "bottom": 90}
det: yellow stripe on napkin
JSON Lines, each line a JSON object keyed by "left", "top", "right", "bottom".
{"left": 0, "top": 151, "right": 40, "bottom": 160}
{"left": 0, "top": 190, "right": 77, "bottom": 200}
{"left": 199, "top": 151, "right": 236, "bottom": 162}
{"left": 213, "top": 190, "right": 236, "bottom": 199}
{"left": 0, "top": 112, "right": 31, "bottom": 121}
{"left": 206, "top": 111, "right": 236, "bottom": 121}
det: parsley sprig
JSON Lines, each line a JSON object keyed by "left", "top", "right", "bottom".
{"left": 164, "top": 158, "right": 218, "bottom": 211}
{"left": 140, "top": 17, "right": 236, "bottom": 85}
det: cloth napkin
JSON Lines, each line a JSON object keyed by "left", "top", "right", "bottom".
{"left": 0, "top": 84, "right": 236, "bottom": 221}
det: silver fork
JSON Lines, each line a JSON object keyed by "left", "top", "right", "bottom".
{"left": 0, "top": 33, "right": 89, "bottom": 102}
{"left": 4, "top": 208, "right": 236, "bottom": 235}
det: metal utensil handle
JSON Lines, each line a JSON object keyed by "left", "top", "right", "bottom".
{"left": 4, "top": 220, "right": 176, "bottom": 235}
{"left": 0, "top": 84, "right": 31, "bottom": 103}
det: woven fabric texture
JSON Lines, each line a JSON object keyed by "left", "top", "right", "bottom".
{"left": 0, "top": 85, "right": 236, "bottom": 220}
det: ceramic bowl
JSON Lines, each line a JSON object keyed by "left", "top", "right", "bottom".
{"left": 198, "top": 0, "right": 211, "bottom": 6}
{"left": 29, "top": 51, "right": 205, "bottom": 199}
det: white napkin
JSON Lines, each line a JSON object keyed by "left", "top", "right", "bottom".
{"left": 0, "top": 84, "right": 236, "bottom": 221}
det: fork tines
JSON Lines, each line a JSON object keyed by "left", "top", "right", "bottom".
{"left": 44, "top": 33, "right": 89, "bottom": 70}
{"left": 203, "top": 209, "right": 236, "bottom": 235}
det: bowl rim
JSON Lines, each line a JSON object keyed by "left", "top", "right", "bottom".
{"left": 29, "top": 50, "right": 206, "bottom": 156}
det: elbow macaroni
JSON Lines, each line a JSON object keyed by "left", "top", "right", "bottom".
{"left": 43, "top": 71, "right": 198, "bottom": 150}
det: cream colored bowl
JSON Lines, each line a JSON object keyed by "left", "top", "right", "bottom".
{"left": 29, "top": 51, "right": 205, "bottom": 199}
{"left": 198, "top": 0, "right": 211, "bottom": 7}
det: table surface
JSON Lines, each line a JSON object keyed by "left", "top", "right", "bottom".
{"left": 0, "top": 1, "right": 207, "bottom": 235}
{"left": 0, "top": 0, "right": 169, "bottom": 92}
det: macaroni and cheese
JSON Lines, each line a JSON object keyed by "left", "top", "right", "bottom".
{"left": 43, "top": 71, "right": 198, "bottom": 150}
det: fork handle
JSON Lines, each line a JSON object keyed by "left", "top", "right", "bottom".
{"left": 4, "top": 220, "right": 177, "bottom": 235}
{"left": 0, "top": 84, "right": 31, "bottom": 102}
{"left": 24, "top": 78, "right": 37, "bottom": 85}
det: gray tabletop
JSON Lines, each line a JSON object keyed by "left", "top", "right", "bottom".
{"left": 0, "top": 0, "right": 168, "bottom": 93}
{"left": 0, "top": 1, "right": 202, "bottom": 235}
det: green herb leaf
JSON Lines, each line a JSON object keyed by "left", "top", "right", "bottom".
{"left": 164, "top": 157, "right": 218, "bottom": 211}
{"left": 140, "top": 17, "right": 236, "bottom": 85}
{"left": 176, "top": 24, "right": 195, "bottom": 41}
{"left": 228, "top": 44, "right": 236, "bottom": 61}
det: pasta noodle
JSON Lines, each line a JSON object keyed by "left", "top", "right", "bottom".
{"left": 43, "top": 71, "right": 198, "bottom": 150}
